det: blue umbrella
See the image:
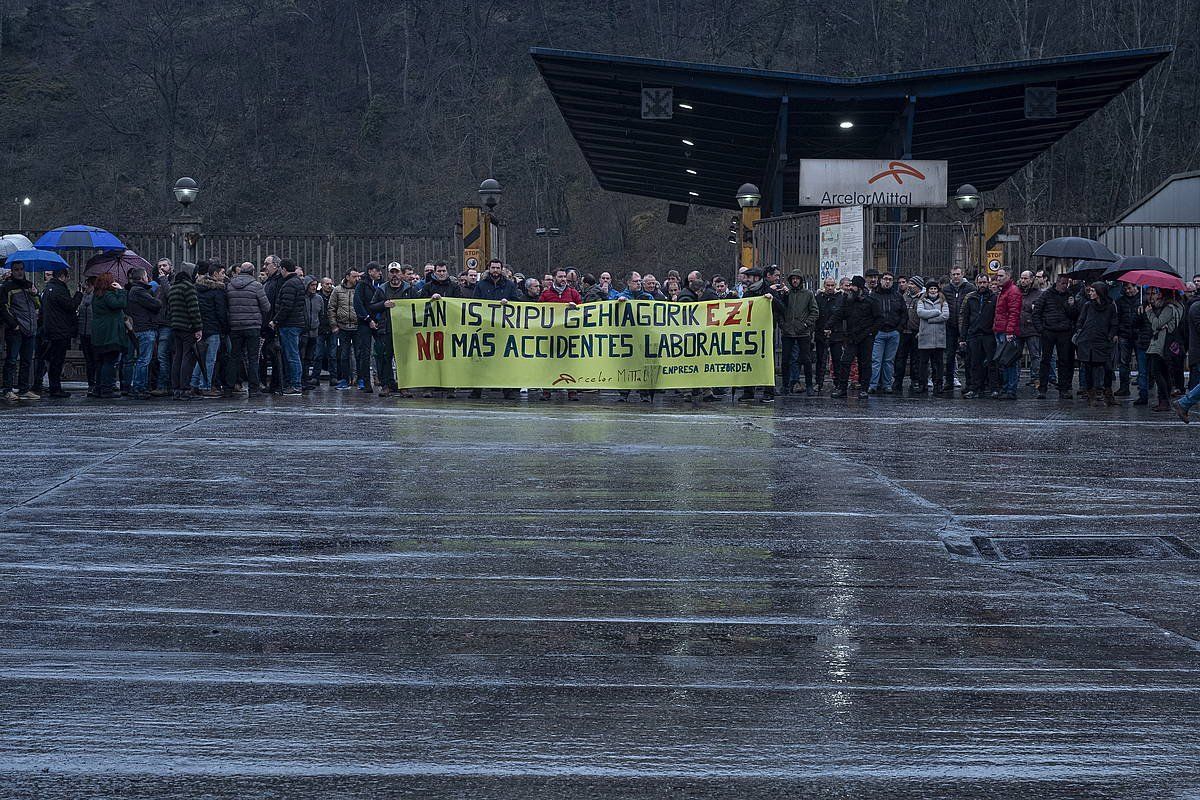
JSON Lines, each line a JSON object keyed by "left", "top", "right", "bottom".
{"left": 4, "top": 248, "right": 70, "bottom": 272}
{"left": 35, "top": 225, "right": 125, "bottom": 251}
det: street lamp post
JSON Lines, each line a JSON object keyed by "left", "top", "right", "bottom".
{"left": 735, "top": 183, "right": 761, "bottom": 271}
{"left": 15, "top": 197, "right": 30, "bottom": 231}
{"left": 171, "top": 177, "right": 202, "bottom": 267}
{"left": 951, "top": 184, "right": 980, "bottom": 272}
{"left": 534, "top": 226, "right": 562, "bottom": 273}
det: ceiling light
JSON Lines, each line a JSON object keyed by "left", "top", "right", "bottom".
{"left": 688, "top": 191, "right": 700, "bottom": 197}
{"left": 685, "top": 169, "right": 697, "bottom": 175}
{"left": 839, "top": 121, "right": 854, "bottom": 129}
{"left": 678, "top": 103, "right": 693, "bottom": 110}
{"left": 681, "top": 138, "right": 695, "bottom": 146}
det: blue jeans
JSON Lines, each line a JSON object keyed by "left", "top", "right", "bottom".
{"left": 996, "top": 334, "right": 1019, "bottom": 393}
{"left": 155, "top": 327, "right": 173, "bottom": 390}
{"left": 279, "top": 327, "right": 302, "bottom": 388}
{"left": 3, "top": 331, "right": 36, "bottom": 392}
{"left": 870, "top": 330, "right": 900, "bottom": 390}
{"left": 191, "top": 333, "right": 221, "bottom": 389}
{"left": 133, "top": 331, "right": 157, "bottom": 392}
{"left": 1179, "top": 379, "right": 1200, "bottom": 411}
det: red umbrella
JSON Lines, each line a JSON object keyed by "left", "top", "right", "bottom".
{"left": 1117, "top": 270, "right": 1186, "bottom": 292}
{"left": 83, "top": 249, "right": 153, "bottom": 285}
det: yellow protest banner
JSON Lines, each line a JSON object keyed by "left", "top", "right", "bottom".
{"left": 389, "top": 297, "right": 775, "bottom": 390}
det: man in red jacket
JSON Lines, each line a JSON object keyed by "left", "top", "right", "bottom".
{"left": 539, "top": 269, "right": 581, "bottom": 400}
{"left": 992, "top": 266, "right": 1022, "bottom": 399}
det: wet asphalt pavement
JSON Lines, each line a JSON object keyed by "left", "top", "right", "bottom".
{"left": 1, "top": 387, "right": 1199, "bottom": 798}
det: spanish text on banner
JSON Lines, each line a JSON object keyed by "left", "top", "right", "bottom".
{"left": 389, "top": 297, "right": 775, "bottom": 389}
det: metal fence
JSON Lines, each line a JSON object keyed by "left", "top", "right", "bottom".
{"left": 24, "top": 231, "right": 458, "bottom": 280}
{"left": 756, "top": 217, "right": 1200, "bottom": 283}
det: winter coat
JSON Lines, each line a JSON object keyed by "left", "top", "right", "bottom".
{"left": 91, "top": 289, "right": 129, "bottom": 353}
{"left": 959, "top": 288, "right": 997, "bottom": 338}
{"left": 153, "top": 278, "right": 172, "bottom": 326}
{"left": 1116, "top": 292, "right": 1141, "bottom": 339}
{"left": 272, "top": 273, "right": 307, "bottom": 328}
{"left": 826, "top": 292, "right": 879, "bottom": 343}
{"left": 815, "top": 291, "right": 840, "bottom": 340}
{"left": 1187, "top": 301, "right": 1200, "bottom": 365}
{"left": 540, "top": 284, "right": 583, "bottom": 304}
{"left": 195, "top": 275, "right": 229, "bottom": 337}
{"left": 582, "top": 284, "right": 620, "bottom": 303}
{"left": 900, "top": 291, "right": 921, "bottom": 334}
{"left": 0, "top": 277, "right": 39, "bottom": 335}
{"left": 77, "top": 292, "right": 94, "bottom": 338}
{"left": 303, "top": 286, "right": 325, "bottom": 338}
{"left": 1032, "top": 286, "right": 1077, "bottom": 334}
{"left": 125, "top": 281, "right": 162, "bottom": 334}
{"left": 474, "top": 274, "right": 522, "bottom": 302}
{"left": 40, "top": 278, "right": 78, "bottom": 340}
{"left": 353, "top": 278, "right": 379, "bottom": 321}
{"left": 869, "top": 285, "right": 906, "bottom": 333}
{"left": 677, "top": 286, "right": 718, "bottom": 303}
{"left": 369, "top": 282, "right": 419, "bottom": 332}
{"left": 419, "top": 276, "right": 463, "bottom": 299}
{"left": 1074, "top": 297, "right": 1118, "bottom": 363}
{"left": 943, "top": 279, "right": 975, "bottom": 330}
{"left": 1019, "top": 286, "right": 1044, "bottom": 338}
{"left": 226, "top": 274, "right": 271, "bottom": 332}
{"left": 327, "top": 282, "right": 358, "bottom": 331}
{"left": 992, "top": 280, "right": 1022, "bottom": 336}
{"left": 1146, "top": 302, "right": 1182, "bottom": 358}
{"left": 168, "top": 279, "right": 202, "bottom": 334}
{"left": 779, "top": 287, "right": 819, "bottom": 337}
{"left": 916, "top": 295, "right": 950, "bottom": 349}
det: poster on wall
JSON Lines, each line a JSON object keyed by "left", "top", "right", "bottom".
{"left": 818, "top": 206, "right": 864, "bottom": 281}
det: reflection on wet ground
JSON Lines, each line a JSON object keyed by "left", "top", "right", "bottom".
{"left": 1, "top": 392, "right": 1198, "bottom": 797}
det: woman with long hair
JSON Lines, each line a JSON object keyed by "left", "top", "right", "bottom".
{"left": 1074, "top": 281, "right": 1119, "bottom": 405}
{"left": 89, "top": 273, "right": 128, "bottom": 399}
{"left": 1144, "top": 287, "right": 1183, "bottom": 412}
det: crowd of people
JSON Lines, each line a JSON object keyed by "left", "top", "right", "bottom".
{"left": 2, "top": 254, "right": 1199, "bottom": 421}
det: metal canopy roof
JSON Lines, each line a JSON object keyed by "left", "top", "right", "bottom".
{"left": 531, "top": 46, "right": 1173, "bottom": 212}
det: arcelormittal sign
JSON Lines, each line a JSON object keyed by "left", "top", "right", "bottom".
{"left": 799, "top": 159, "right": 949, "bottom": 207}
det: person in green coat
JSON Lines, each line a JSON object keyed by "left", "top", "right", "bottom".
{"left": 90, "top": 273, "right": 128, "bottom": 399}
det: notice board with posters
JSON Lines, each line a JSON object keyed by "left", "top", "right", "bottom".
{"left": 818, "top": 206, "right": 865, "bottom": 282}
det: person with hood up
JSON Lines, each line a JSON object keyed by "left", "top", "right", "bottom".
{"left": 167, "top": 269, "right": 203, "bottom": 400}
{"left": 867, "top": 272, "right": 906, "bottom": 394}
{"left": 301, "top": 276, "right": 327, "bottom": 391}
{"left": 914, "top": 279, "right": 951, "bottom": 395}
{"left": 825, "top": 275, "right": 880, "bottom": 400}
{"left": 1073, "top": 280, "right": 1119, "bottom": 406}
{"left": 0, "top": 261, "right": 40, "bottom": 401}
{"left": 777, "top": 270, "right": 819, "bottom": 396}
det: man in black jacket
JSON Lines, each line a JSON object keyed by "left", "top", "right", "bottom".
{"left": 868, "top": 272, "right": 905, "bottom": 393}
{"left": 959, "top": 273, "right": 997, "bottom": 398}
{"left": 942, "top": 267, "right": 975, "bottom": 391}
{"left": 352, "top": 261, "right": 384, "bottom": 392}
{"left": 468, "top": 260, "right": 521, "bottom": 399}
{"left": 369, "top": 263, "right": 419, "bottom": 398}
{"left": 825, "top": 275, "right": 879, "bottom": 399}
{"left": 125, "top": 266, "right": 162, "bottom": 399}
{"left": 35, "top": 268, "right": 78, "bottom": 398}
{"left": 269, "top": 259, "right": 307, "bottom": 395}
{"left": 193, "top": 264, "right": 229, "bottom": 396}
{"left": 1115, "top": 282, "right": 1142, "bottom": 396}
{"left": 1032, "top": 272, "right": 1078, "bottom": 399}
{"left": 259, "top": 255, "right": 285, "bottom": 393}
{"left": 814, "top": 277, "right": 840, "bottom": 393}
{"left": 737, "top": 267, "right": 784, "bottom": 403}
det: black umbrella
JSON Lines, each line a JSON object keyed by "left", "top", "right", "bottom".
{"left": 1032, "top": 236, "right": 1119, "bottom": 262}
{"left": 1065, "top": 260, "right": 1113, "bottom": 281}
{"left": 1100, "top": 255, "right": 1183, "bottom": 280}
{"left": 192, "top": 338, "right": 209, "bottom": 385}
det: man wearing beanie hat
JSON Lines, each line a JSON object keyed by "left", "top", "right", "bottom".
{"left": 825, "top": 274, "right": 880, "bottom": 399}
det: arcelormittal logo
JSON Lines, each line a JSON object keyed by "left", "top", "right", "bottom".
{"left": 868, "top": 161, "right": 927, "bottom": 185}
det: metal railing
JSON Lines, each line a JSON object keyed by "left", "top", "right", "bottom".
{"left": 21, "top": 231, "right": 458, "bottom": 280}
{"left": 756, "top": 218, "right": 1200, "bottom": 281}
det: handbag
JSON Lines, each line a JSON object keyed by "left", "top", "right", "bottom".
{"left": 994, "top": 338, "right": 1021, "bottom": 369}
